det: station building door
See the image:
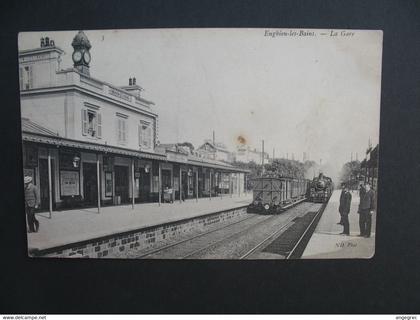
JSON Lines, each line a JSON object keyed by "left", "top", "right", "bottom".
{"left": 114, "top": 165, "right": 129, "bottom": 204}
{"left": 39, "top": 158, "right": 55, "bottom": 211}
{"left": 83, "top": 162, "right": 97, "bottom": 206}
{"left": 138, "top": 170, "right": 150, "bottom": 203}
{"left": 181, "top": 171, "right": 188, "bottom": 199}
{"left": 162, "top": 169, "right": 172, "bottom": 189}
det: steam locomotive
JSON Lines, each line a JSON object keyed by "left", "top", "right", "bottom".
{"left": 309, "top": 173, "right": 333, "bottom": 203}
{"left": 247, "top": 176, "right": 309, "bottom": 214}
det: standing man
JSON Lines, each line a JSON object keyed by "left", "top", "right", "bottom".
{"left": 358, "top": 182, "right": 375, "bottom": 238}
{"left": 337, "top": 183, "right": 346, "bottom": 225}
{"left": 24, "top": 176, "right": 39, "bottom": 233}
{"left": 359, "top": 182, "right": 366, "bottom": 199}
{"left": 339, "top": 184, "right": 352, "bottom": 235}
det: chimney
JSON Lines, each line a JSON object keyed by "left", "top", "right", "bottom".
{"left": 133, "top": 77, "right": 136, "bottom": 85}
{"left": 40, "top": 37, "right": 45, "bottom": 47}
{"left": 212, "top": 131, "right": 215, "bottom": 145}
{"left": 129, "top": 78, "right": 132, "bottom": 86}
{"left": 45, "top": 37, "right": 50, "bottom": 46}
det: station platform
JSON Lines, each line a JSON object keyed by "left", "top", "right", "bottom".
{"left": 302, "top": 189, "right": 376, "bottom": 259}
{"left": 27, "top": 194, "right": 252, "bottom": 252}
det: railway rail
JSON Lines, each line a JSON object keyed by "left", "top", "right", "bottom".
{"left": 134, "top": 212, "right": 262, "bottom": 259}
{"left": 129, "top": 200, "right": 323, "bottom": 259}
{"left": 241, "top": 202, "right": 327, "bottom": 259}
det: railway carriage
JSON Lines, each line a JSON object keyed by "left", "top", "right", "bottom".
{"left": 247, "top": 176, "right": 309, "bottom": 214}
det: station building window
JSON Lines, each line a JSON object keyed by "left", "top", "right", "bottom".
{"left": 116, "top": 114, "right": 128, "bottom": 145}
{"left": 139, "top": 121, "right": 152, "bottom": 149}
{"left": 19, "top": 65, "right": 34, "bottom": 90}
{"left": 82, "top": 109, "right": 102, "bottom": 138}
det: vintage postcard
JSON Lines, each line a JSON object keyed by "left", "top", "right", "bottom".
{"left": 19, "top": 28, "right": 382, "bottom": 259}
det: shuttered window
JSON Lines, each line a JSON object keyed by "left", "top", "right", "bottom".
{"left": 139, "top": 122, "right": 152, "bottom": 149}
{"left": 82, "top": 109, "right": 88, "bottom": 135}
{"left": 96, "top": 113, "right": 102, "bottom": 138}
{"left": 19, "top": 67, "right": 23, "bottom": 90}
{"left": 117, "top": 117, "right": 127, "bottom": 144}
{"left": 21, "top": 65, "right": 33, "bottom": 90}
{"left": 82, "top": 109, "right": 102, "bottom": 139}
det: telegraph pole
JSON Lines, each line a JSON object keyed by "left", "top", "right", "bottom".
{"left": 261, "top": 139, "right": 265, "bottom": 176}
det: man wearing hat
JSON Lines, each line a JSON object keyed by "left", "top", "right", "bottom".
{"left": 337, "top": 183, "right": 346, "bottom": 225}
{"left": 358, "top": 182, "right": 375, "bottom": 237}
{"left": 338, "top": 183, "right": 352, "bottom": 235}
{"left": 24, "top": 176, "right": 39, "bottom": 233}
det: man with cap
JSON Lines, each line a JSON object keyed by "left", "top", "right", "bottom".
{"left": 24, "top": 176, "right": 39, "bottom": 233}
{"left": 337, "top": 183, "right": 346, "bottom": 225}
{"left": 339, "top": 183, "right": 352, "bottom": 235}
{"left": 358, "top": 182, "right": 375, "bottom": 237}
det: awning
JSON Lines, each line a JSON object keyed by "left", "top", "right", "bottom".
{"left": 187, "top": 157, "right": 250, "bottom": 173}
{"left": 22, "top": 131, "right": 249, "bottom": 172}
{"left": 22, "top": 131, "right": 167, "bottom": 161}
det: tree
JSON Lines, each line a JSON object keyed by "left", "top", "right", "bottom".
{"left": 339, "top": 160, "right": 361, "bottom": 189}
{"left": 176, "top": 142, "right": 195, "bottom": 153}
{"left": 233, "top": 158, "right": 312, "bottom": 180}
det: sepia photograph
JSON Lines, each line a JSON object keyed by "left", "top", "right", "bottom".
{"left": 18, "top": 28, "right": 382, "bottom": 259}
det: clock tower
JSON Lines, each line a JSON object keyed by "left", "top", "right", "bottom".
{"left": 71, "top": 31, "right": 92, "bottom": 76}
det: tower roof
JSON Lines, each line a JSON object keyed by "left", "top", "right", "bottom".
{"left": 71, "top": 31, "right": 91, "bottom": 49}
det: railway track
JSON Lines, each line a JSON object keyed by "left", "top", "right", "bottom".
{"left": 134, "top": 212, "right": 262, "bottom": 259}
{"left": 133, "top": 201, "right": 320, "bottom": 259}
{"left": 137, "top": 213, "right": 273, "bottom": 259}
{"left": 285, "top": 202, "right": 326, "bottom": 259}
{"left": 242, "top": 202, "right": 327, "bottom": 259}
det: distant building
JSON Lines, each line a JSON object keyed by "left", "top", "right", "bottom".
{"left": 196, "top": 140, "right": 235, "bottom": 163}
{"left": 235, "top": 145, "right": 269, "bottom": 164}
{"left": 360, "top": 144, "right": 379, "bottom": 190}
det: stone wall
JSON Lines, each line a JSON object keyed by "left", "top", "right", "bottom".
{"left": 36, "top": 206, "right": 247, "bottom": 258}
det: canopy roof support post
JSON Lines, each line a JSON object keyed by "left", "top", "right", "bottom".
{"left": 47, "top": 149, "right": 53, "bottom": 219}
{"left": 97, "top": 154, "right": 101, "bottom": 214}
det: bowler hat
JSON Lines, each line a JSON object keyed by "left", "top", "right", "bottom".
{"left": 24, "top": 176, "right": 32, "bottom": 184}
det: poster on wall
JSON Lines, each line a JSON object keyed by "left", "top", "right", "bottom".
{"left": 60, "top": 170, "right": 80, "bottom": 196}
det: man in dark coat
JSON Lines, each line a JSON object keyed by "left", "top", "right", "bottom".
{"left": 358, "top": 182, "right": 375, "bottom": 237}
{"left": 24, "top": 176, "right": 39, "bottom": 233}
{"left": 359, "top": 183, "right": 366, "bottom": 200}
{"left": 339, "top": 184, "right": 352, "bottom": 235}
{"left": 337, "top": 183, "right": 346, "bottom": 225}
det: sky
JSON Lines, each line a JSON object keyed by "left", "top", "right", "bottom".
{"left": 18, "top": 29, "right": 383, "bottom": 181}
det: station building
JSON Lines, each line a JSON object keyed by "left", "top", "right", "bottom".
{"left": 360, "top": 144, "right": 379, "bottom": 190}
{"left": 235, "top": 144, "right": 269, "bottom": 164}
{"left": 20, "top": 31, "right": 247, "bottom": 213}
{"left": 196, "top": 140, "right": 235, "bottom": 163}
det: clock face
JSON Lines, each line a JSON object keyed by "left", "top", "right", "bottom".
{"left": 83, "top": 51, "right": 91, "bottom": 64}
{"left": 72, "top": 50, "right": 82, "bottom": 63}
